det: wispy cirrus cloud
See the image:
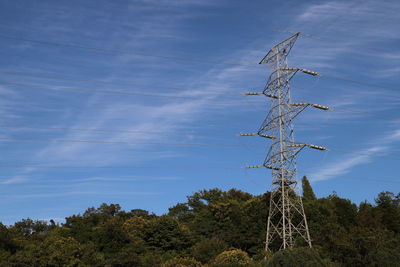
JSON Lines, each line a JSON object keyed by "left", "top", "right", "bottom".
{"left": 309, "top": 128, "right": 400, "bottom": 182}
{"left": 0, "top": 176, "right": 28, "bottom": 185}
{"left": 4, "top": 46, "right": 259, "bottom": 186}
{"left": 288, "top": 0, "right": 400, "bottom": 74}
{"left": 4, "top": 190, "right": 160, "bottom": 200}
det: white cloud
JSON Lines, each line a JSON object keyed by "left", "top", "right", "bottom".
{"left": 288, "top": 0, "right": 400, "bottom": 73}
{"left": 309, "top": 128, "right": 400, "bottom": 182}
{"left": 5, "top": 190, "right": 159, "bottom": 199}
{"left": 297, "top": 2, "right": 363, "bottom": 22}
{"left": 0, "top": 176, "right": 28, "bottom": 184}
{"left": 309, "top": 145, "right": 386, "bottom": 182}
{"left": 7, "top": 45, "right": 259, "bottom": 184}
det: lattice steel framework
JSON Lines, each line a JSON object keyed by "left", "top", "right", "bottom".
{"left": 242, "top": 32, "right": 329, "bottom": 251}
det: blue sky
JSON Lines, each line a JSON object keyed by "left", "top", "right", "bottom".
{"left": 0, "top": 0, "right": 399, "bottom": 225}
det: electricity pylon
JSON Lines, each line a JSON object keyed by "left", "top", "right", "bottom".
{"left": 242, "top": 32, "right": 329, "bottom": 251}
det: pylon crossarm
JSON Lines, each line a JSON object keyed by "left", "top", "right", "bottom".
{"left": 242, "top": 164, "right": 263, "bottom": 169}
{"left": 300, "top": 69, "right": 318, "bottom": 76}
{"left": 311, "top": 103, "right": 329, "bottom": 110}
{"left": 258, "top": 108, "right": 306, "bottom": 133}
{"left": 278, "top": 68, "right": 319, "bottom": 76}
{"left": 258, "top": 133, "right": 275, "bottom": 139}
{"left": 268, "top": 68, "right": 299, "bottom": 82}
{"left": 264, "top": 165, "right": 287, "bottom": 171}
{"left": 264, "top": 93, "right": 279, "bottom": 99}
{"left": 264, "top": 150, "right": 295, "bottom": 164}
{"left": 237, "top": 133, "right": 257, "bottom": 136}
{"left": 242, "top": 92, "right": 263, "bottom": 95}
{"left": 307, "top": 144, "right": 328, "bottom": 150}
{"left": 288, "top": 145, "right": 306, "bottom": 159}
{"left": 259, "top": 32, "right": 300, "bottom": 64}
{"left": 288, "top": 142, "right": 328, "bottom": 151}
{"left": 272, "top": 179, "right": 296, "bottom": 186}
{"left": 264, "top": 74, "right": 297, "bottom": 92}
{"left": 286, "top": 105, "right": 309, "bottom": 120}
{"left": 237, "top": 132, "right": 275, "bottom": 139}
{"left": 290, "top": 103, "right": 330, "bottom": 111}
{"left": 285, "top": 143, "right": 306, "bottom": 148}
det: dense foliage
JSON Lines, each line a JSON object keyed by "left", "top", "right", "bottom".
{"left": 0, "top": 177, "right": 399, "bottom": 266}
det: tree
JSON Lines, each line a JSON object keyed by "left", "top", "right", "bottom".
{"left": 162, "top": 257, "right": 203, "bottom": 267}
{"left": 143, "top": 215, "right": 192, "bottom": 252}
{"left": 169, "top": 203, "right": 191, "bottom": 221}
{"left": 266, "top": 247, "right": 331, "bottom": 267}
{"left": 0, "top": 223, "right": 17, "bottom": 253}
{"left": 44, "top": 236, "right": 84, "bottom": 266}
{"left": 375, "top": 191, "right": 400, "bottom": 233}
{"left": 348, "top": 227, "right": 400, "bottom": 266}
{"left": 92, "top": 216, "right": 130, "bottom": 254}
{"left": 210, "top": 249, "right": 253, "bottom": 267}
{"left": 12, "top": 219, "right": 51, "bottom": 237}
{"left": 191, "top": 237, "right": 228, "bottom": 263}
{"left": 302, "top": 176, "right": 316, "bottom": 201}
{"left": 1, "top": 188, "right": 400, "bottom": 267}
{"left": 83, "top": 203, "right": 121, "bottom": 217}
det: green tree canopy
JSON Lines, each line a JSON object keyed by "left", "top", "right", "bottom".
{"left": 266, "top": 247, "right": 330, "bottom": 267}
{"left": 210, "top": 249, "right": 253, "bottom": 267}
{"left": 1, "top": 189, "right": 400, "bottom": 266}
{"left": 302, "top": 176, "right": 316, "bottom": 201}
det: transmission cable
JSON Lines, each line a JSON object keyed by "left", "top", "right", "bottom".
{"left": 2, "top": 80, "right": 397, "bottom": 121}
{"left": 0, "top": 137, "right": 246, "bottom": 147}
{"left": 0, "top": 137, "right": 399, "bottom": 161}
{"left": 0, "top": 164, "right": 398, "bottom": 185}
{"left": 319, "top": 74, "right": 398, "bottom": 93}
{"left": 1, "top": 74, "right": 397, "bottom": 122}
{"left": 0, "top": 125, "right": 239, "bottom": 137}
{"left": 0, "top": 34, "right": 256, "bottom": 66}
{"left": 0, "top": 81, "right": 263, "bottom": 104}
{"left": 0, "top": 71, "right": 243, "bottom": 95}
{"left": 308, "top": 174, "right": 400, "bottom": 184}
{"left": 0, "top": 33, "right": 397, "bottom": 94}
{"left": 0, "top": 165, "right": 241, "bottom": 169}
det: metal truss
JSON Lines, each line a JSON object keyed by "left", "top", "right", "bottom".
{"left": 242, "top": 32, "right": 329, "bottom": 251}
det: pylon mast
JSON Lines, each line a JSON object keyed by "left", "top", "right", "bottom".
{"left": 242, "top": 32, "right": 329, "bottom": 251}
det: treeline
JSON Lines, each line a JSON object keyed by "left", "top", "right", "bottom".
{"left": 0, "top": 177, "right": 399, "bottom": 266}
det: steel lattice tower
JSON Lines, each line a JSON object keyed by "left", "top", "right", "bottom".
{"left": 242, "top": 32, "right": 329, "bottom": 251}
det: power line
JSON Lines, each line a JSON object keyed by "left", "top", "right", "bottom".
{"left": 3, "top": 80, "right": 397, "bottom": 121}
{"left": 0, "top": 125, "right": 238, "bottom": 137}
{"left": 330, "top": 106, "right": 400, "bottom": 122}
{"left": 0, "top": 123, "right": 332, "bottom": 138}
{"left": 0, "top": 165, "right": 241, "bottom": 169}
{"left": 248, "top": 166, "right": 400, "bottom": 184}
{"left": 319, "top": 74, "right": 398, "bottom": 91}
{"left": 0, "top": 137, "right": 245, "bottom": 147}
{"left": 309, "top": 174, "right": 400, "bottom": 184}
{"left": 0, "top": 33, "right": 397, "bottom": 95}
{"left": 0, "top": 161, "right": 397, "bottom": 184}
{"left": 0, "top": 71, "right": 242, "bottom": 95}
{"left": 3, "top": 70, "right": 398, "bottom": 121}
{"left": 1, "top": 81, "right": 262, "bottom": 104}
{"left": 0, "top": 34, "right": 256, "bottom": 66}
{"left": 328, "top": 148, "right": 400, "bottom": 161}
{"left": 0, "top": 136, "right": 399, "bottom": 161}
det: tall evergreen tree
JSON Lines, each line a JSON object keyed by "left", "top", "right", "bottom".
{"left": 302, "top": 176, "right": 316, "bottom": 201}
